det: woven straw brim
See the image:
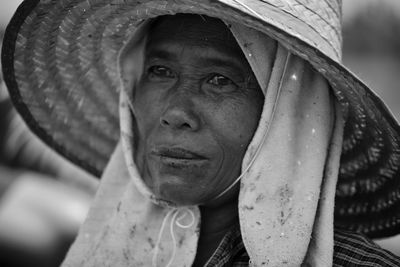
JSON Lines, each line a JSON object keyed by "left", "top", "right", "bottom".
{"left": 2, "top": 0, "right": 400, "bottom": 238}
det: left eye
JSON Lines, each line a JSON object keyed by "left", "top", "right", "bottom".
{"left": 147, "top": 65, "right": 176, "bottom": 79}
{"left": 207, "top": 75, "right": 234, "bottom": 86}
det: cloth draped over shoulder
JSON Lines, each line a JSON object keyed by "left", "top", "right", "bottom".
{"left": 61, "top": 20, "right": 345, "bottom": 266}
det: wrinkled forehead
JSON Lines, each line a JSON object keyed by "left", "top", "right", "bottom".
{"left": 146, "top": 14, "right": 246, "bottom": 62}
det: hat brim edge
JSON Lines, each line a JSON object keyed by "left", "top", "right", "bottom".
{"left": 1, "top": 0, "right": 102, "bottom": 177}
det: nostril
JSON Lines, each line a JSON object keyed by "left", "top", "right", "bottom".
{"left": 160, "top": 118, "right": 191, "bottom": 129}
{"left": 182, "top": 122, "right": 191, "bottom": 129}
{"left": 161, "top": 118, "right": 170, "bottom": 126}
{"left": 160, "top": 109, "right": 200, "bottom": 131}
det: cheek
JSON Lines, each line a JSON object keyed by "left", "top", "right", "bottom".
{"left": 210, "top": 96, "right": 263, "bottom": 151}
{"left": 131, "top": 84, "right": 164, "bottom": 168}
{"left": 197, "top": 97, "right": 262, "bottom": 199}
{"left": 133, "top": 84, "right": 163, "bottom": 134}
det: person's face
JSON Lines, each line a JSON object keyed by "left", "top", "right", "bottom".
{"left": 132, "top": 15, "right": 264, "bottom": 206}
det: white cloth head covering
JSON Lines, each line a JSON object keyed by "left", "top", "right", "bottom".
{"left": 62, "top": 19, "right": 344, "bottom": 267}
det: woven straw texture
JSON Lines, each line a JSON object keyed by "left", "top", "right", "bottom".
{"left": 2, "top": 0, "right": 400, "bottom": 238}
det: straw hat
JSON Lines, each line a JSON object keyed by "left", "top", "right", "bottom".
{"left": 2, "top": 0, "right": 400, "bottom": 238}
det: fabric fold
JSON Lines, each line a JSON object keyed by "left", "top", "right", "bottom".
{"left": 237, "top": 45, "right": 335, "bottom": 266}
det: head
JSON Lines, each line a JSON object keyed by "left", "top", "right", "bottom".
{"left": 128, "top": 14, "right": 265, "bottom": 206}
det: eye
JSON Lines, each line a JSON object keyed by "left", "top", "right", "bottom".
{"left": 207, "top": 74, "right": 234, "bottom": 86}
{"left": 205, "top": 74, "right": 238, "bottom": 93}
{"left": 147, "top": 65, "right": 176, "bottom": 79}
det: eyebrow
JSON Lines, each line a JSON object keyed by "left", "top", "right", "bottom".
{"left": 146, "top": 45, "right": 246, "bottom": 72}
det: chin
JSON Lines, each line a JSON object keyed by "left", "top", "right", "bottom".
{"left": 152, "top": 181, "right": 207, "bottom": 206}
{"left": 143, "top": 166, "right": 215, "bottom": 206}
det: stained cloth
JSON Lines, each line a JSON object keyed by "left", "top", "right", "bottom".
{"left": 201, "top": 225, "right": 400, "bottom": 266}
{"left": 62, "top": 20, "right": 344, "bottom": 266}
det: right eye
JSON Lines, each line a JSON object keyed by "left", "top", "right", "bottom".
{"left": 147, "top": 65, "right": 176, "bottom": 80}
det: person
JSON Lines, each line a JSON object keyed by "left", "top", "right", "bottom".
{"left": 2, "top": 0, "right": 400, "bottom": 266}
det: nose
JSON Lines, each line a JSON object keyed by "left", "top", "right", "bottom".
{"left": 160, "top": 99, "right": 200, "bottom": 131}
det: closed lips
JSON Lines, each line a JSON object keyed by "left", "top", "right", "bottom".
{"left": 152, "top": 147, "right": 207, "bottom": 160}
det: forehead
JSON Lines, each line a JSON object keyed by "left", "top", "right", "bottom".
{"left": 146, "top": 14, "right": 245, "bottom": 61}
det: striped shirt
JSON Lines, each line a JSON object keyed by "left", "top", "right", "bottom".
{"left": 205, "top": 226, "right": 400, "bottom": 266}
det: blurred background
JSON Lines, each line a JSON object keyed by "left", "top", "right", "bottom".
{"left": 1, "top": 0, "right": 400, "bottom": 266}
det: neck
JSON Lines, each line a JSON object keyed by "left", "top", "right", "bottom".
{"left": 200, "top": 198, "right": 239, "bottom": 234}
{"left": 192, "top": 197, "right": 239, "bottom": 267}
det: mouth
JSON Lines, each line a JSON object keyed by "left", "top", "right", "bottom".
{"left": 151, "top": 147, "right": 208, "bottom": 161}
